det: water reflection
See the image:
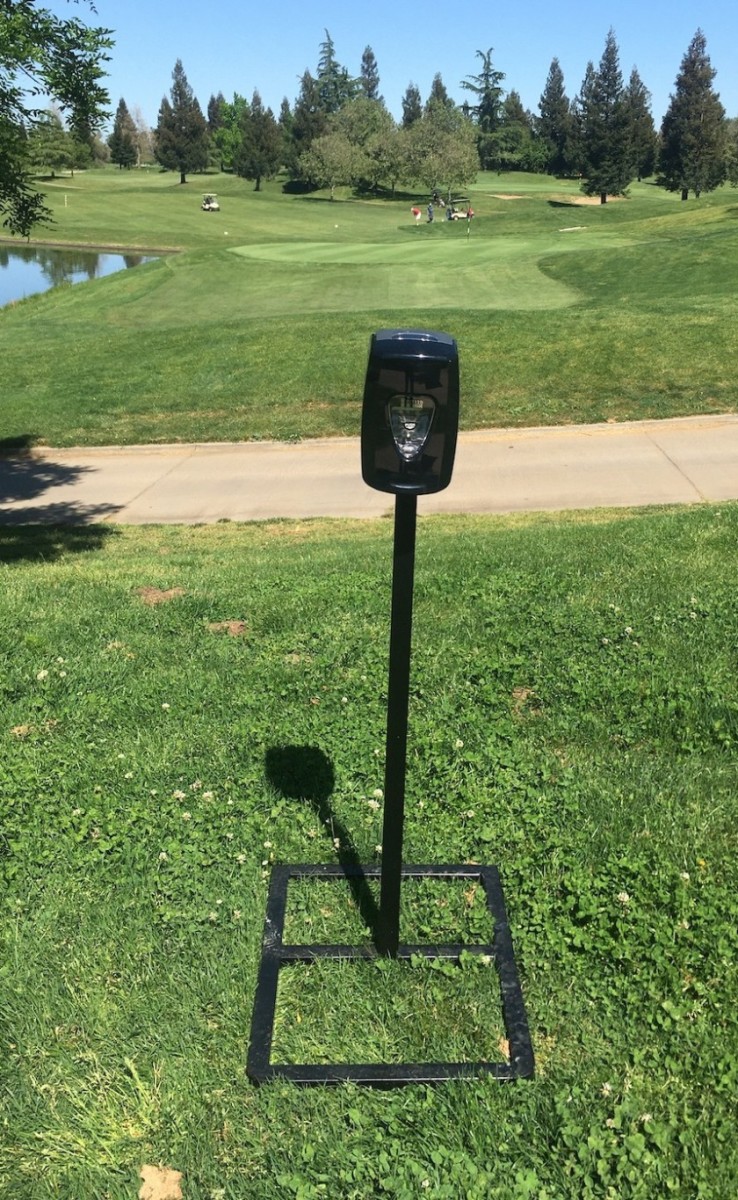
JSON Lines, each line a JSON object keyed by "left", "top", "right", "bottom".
{"left": 0, "top": 245, "right": 156, "bottom": 306}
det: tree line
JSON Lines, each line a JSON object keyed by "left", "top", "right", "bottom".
{"left": 2, "top": 5, "right": 738, "bottom": 238}
{"left": 138, "top": 29, "right": 735, "bottom": 205}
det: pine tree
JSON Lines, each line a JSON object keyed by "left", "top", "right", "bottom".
{"left": 287, "top": 71, "right": 327, "bottom": 174}
{"left": 579, "top": 30, "right": 632, "bottom": 203}
{"left": 234, "top": 90, "right": 282, "bottom": 191}
{"left": 461, "top": 48, "right": 505, "bottom": 169}
{"left": 622, "top": 69, "right": 657, "bottom": 181}
{"left": 425, "top": 73, "right": 451, "bottom": 112}
{"left": 538, "top": 58, "right": 573, "bottom": 175}
{"left": 360, "top": 47, "right": 381, "bottom": 102}
{"left": 316, "top": 30, "right": 356, "bottom": 115}
{"left": 498, "top": 92, "right": 538, "bottom": 172}
{"left": 155, "top": 60, "right": 209, "bottom": 184}
{"left": 658, "top": 30, "right": 727, "bottom": 200}
{"left": 207, "top": 93, "right": 225, "bottom": 135}
{"left": 27, "top": 110, "right": 72, "bottom": 177}
{"left": 108, "top": 98, "right": 137, "bottom": 169}
{"left": 401, "top": 83, "right": 422, "bottom": 129}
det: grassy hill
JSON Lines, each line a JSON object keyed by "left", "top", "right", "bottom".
{"left": 1, "top": 169, "right": 737, "bottom": 445}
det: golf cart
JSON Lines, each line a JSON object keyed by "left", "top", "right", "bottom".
{"left": 448, "top": 197, "right": 473, "bottom": 220}
{"left": 201, "top": 193, "right": 220, "bottom": 212}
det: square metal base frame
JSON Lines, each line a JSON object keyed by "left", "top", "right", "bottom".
{"left": 247, "top": 863, "right": 534, "bottom": 1086}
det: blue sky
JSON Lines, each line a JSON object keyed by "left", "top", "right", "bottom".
{"left": 52, "top": 0, "right": 738, "bottom": 132}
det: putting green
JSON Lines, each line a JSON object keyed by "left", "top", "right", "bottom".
{"left": 228, "top": 230, "right": 637, "bottom": 314}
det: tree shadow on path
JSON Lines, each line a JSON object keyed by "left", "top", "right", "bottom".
{"left": 0, "top": 436, "right": 120, "bottom": 561}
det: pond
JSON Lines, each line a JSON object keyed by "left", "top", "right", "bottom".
{"left": 0, "top": 244, "right": 157, "bottom": 307}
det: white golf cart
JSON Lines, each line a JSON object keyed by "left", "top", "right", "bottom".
{"left": 201, "top": 193, "right": 220, "bottom": 212}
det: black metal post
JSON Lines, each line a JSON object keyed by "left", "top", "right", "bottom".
{"left": 376, "top": 492, "right": 417, "bottom": 957}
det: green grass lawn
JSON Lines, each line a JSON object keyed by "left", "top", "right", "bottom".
{"left": 1, "top": 505, "right": 737, "bottom": 1197}
{"left": 0, "top": 169, "right": 737, "bottom": 445}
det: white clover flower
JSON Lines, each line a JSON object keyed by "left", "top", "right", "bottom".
{"left": 367, "top": 798, "right": 380, "bottom": 811}
{"left": 333, "top": 838, "right": 341, "bottom": 850}
{"left": 158, "top": 851, "right": 169, "bottom": 862}
{"left": 601, "top": 1081, "right": 613, "bottom": 1096}
{"left": 237, "top": 853, "right": 247, "bottom": 864}
{"left": 263, "top": 841, "right": 273, "bottom": 849}
{"left": 182, "top": 811, "right": 192, "bottom": 821}
{"left": 208, "top": 911, "right": 218, "bottom": 922}
{"left": 375, "top": 844, "right": 383, "bottom": 854}
{"left": 161, "top": 703, "right": 170, "bottom": 710}
{"left": 56, "top": 657, "right": 66, "bottom": 664}
{"left": 172, "top": 789, "right": 186, "bottom": 800}
{"left": 616, "top": 891, "right": 630, "bottom": 905}
{"left": 36, "top": 669, "right": 49, "bottom": 681}
{"left": 680, "top": 871, "right": 690, "bottom": 883}
{"left": 203, "top": 791, "right": 214, "bottom": 800}
{"left": 624, "top": 627, "right": 633, "bottom": 636}
{"left": 58, "top": 671, "right": 67, "bottom": 678}
{"left": 601, "top": 637, "right": 610, "bottom": 645}
{"left": 124, "top": 771, "right": 133, "bottom": 779}
{"left": 373, "top": 788, "right": 383, "bottom": 799}
{"left": 232, "top": 910, "right": 242, "bottom": 922}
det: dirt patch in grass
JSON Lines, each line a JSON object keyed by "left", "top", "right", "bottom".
{"left": 136, "top": 586, "right": 186, "bottom": 605}
{"left": 551, "top": 194, "right": 626, "bottom": 206}
{"left": 207, "top": 619, "right": 248, "bottom": 636}
{"left": 489, "top": 193, "right": 527, "bottom": 200}
{"left": 138, "top": 1164, "right": 183, "bottom": 1200}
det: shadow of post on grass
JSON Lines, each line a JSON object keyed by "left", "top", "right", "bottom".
{"left": 264, "top": 744, "right": 379, "bottom": 937}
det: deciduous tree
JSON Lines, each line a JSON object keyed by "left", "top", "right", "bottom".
{"left": 298, "top": 130, "right": 363, "bottom": 199}
{"left": 405, "top": 103, "right": 478, "bottom": 199}
{"left": 209, "top": 93, "right": 249, "bottom": 173}
{"left": 658, "top": 30, "right": 727, "bottom": 200}
{"left": 1, "top": 0, "right": 111, "bottom": 235}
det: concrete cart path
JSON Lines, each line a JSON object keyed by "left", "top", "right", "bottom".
{"left": 1, "top": 414, "right": 737, "bottom": 525}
